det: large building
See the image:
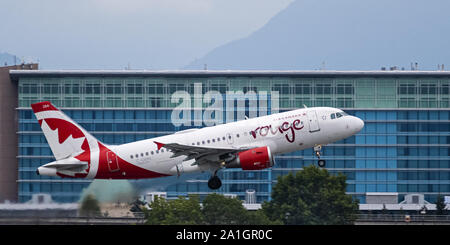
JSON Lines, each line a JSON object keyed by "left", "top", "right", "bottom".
{"left": 3, "top": 69, "right": 450, "bottom": 204}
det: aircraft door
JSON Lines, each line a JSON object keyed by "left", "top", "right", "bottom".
{"left": 106, "top": 151, "right": 120, "bottom": 172}
{"left": 226, "top": 132, "right": 234, "bottom": 145}
{"left": 306, "top": 110, "right": 320, "bottom": 133}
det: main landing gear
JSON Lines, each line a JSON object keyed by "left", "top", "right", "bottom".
{"left": 208, "top": 170, "right": 222, "bottom": 190}
{"left": 314, "top": 145, "right": 326, "bottom": 168}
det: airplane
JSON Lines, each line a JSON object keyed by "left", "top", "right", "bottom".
{"left": 32, "top": 101, "right": 364, "bottom": 189}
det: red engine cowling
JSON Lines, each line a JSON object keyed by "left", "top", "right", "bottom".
{"left": 227, "top": 146, "right": 275, "bottom": 170}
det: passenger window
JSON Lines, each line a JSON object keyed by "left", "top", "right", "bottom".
{"left": 331, "top": 113, "right": 336, "bottom": 119}
{"left": 130, "top": 155, "right": 133, "bottom": 159}
{"left": 336, "top": 112, "right": 343, "bottom": 118}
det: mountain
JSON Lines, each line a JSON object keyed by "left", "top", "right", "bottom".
{"left": 185, "top": 0, "right": 450, "bottom": 70}
{"left": 0, "top": 52, "right": 19, "bottom": 67}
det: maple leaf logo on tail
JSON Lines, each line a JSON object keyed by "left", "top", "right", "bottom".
{"left": 31, "top": 101, "right": 102, "bottom": 178}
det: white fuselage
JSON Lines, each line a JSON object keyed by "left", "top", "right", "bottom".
{"left": 96, "top": 107, "right": 364, "bottom": 178}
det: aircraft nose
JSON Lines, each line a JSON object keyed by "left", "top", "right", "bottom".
{"left": 353, "top": 117, "right": 364, "bottom": 133}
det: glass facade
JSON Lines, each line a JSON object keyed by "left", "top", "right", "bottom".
{"left": 15, "top": 72, "right": 450, "bottom": 203}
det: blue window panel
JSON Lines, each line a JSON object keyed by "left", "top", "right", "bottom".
{"left": 136, "top": 134, "right": 146, "bottom": 141}
{"left": 377, "top": 184, "right": 387, "bottom": 192}
{"left": 355, "top": 111, "right": 365, "bottom": 120}
{"left": 136, "top": 111, "right": 145, "bottom": 119}
{"left": 387, "top": 172, "right": 397, "bottom": 180}
{"left": 41, "top": 147, "right": 51, "bottom": 156}
{"left": 104, "top": 111, "right": 113, "bottom": 119}
{"left": 376, "top": 111, "right": 387, "bottom": 120}
{"left": 356, "top": 136, "right": 365, "bottom": 144}
{"left": 367, "top": 148, "right": 376, "bottom": 157}
{"left": 146, "top": 110, "right": 156, "bottom": 119}
{"left": 419, "top": 147, "right": 428, "bottom": 156}
{"left": 366, "top": 123, "right": 376, "bottom": 133}
{"left": 324, "top": 147, "right": 334, "bottom": 155}
{"left": 366, "top": 111, "right": 376, "bottom": 120}
{"left": 418, "top": 111, "right": 428, "bottom": 120}
{"left": 429, "top": 136, "right": 439, "bottom": 144}
{"left": 73, "top": 111, "right": 82, "bottom": 119}
{"left": 156, "top": 111, "right": 166, "bottom": 119}
{"left": 356, "top": 184, "right": 366, "bottom": 193}
{"left": 378, "top": 148, "right": 387, "bottom": 157}
{"left": 94, "top": 110, "right": 103, "bottom": 119}
{"left": 387, "top": 136, "right": 396, "bottom": 144}
{"left": 398, "top": 111, "right": 407, "bottom": 120}
{"left": 356, "top": 171, "right": 365, "bottom": 180}
{"left": 376, "top": 123, "right": 386, "bottom": 133}
{"left": 387, "top": 147, "right": 397, "bottom": 157}
{"left": 64, "top": 110, "right": 73, "bottom": 118}
{"left": 125, "top": 111, "right": 135, "bottom": 119}
{"left": 356, "top": 160, "right": 365, "bottom": 168}
{"left": 367, "top": 160, "right": 376, "bottom": 168}
{"left": 387, "top": 160, "right": 396, "bottom": 169}
{"left": 376, "top": 135, "right": 387, "bottom": 144}
{"left": 440, "top": 147, "right": 449, "bottom": 156}
{"left": 82, "top": 110, "right": 93, "bottom": 119}
{"left": 366, "top": 136, "right": 376, "bottom": 144}
{"left": 387, "top": 111, "right": 396, "bottom": 120}
{"left": 386, "top": 123, "right": 396, "bottom": 133}
{"left": 429, "top": 111, "right": 439, "bottom": 120}
{"left": 367, "top": 171, "right": 376, "bottom": 180}
{"left": 115, "top": 110, "right": 125, "bottom": 119}
{"left": 377, "top": 160, "right": 387, "bottom": 169}
{"left": 114, "top": 135, "right": 125, "bottom": 144}
{"left": 408, "top": 111, "right": 418, "bottom": 120}
{"left": 440, "top": 111, "right": 449, "bottom": 120}
{"left": 377, "top": 172, "right": 387, "bottom": 180}
{"left": 30, "top": 135, "right": 40, "bottom": 143}
{"left": 335, "top": 160, "right": 345, "bottom": 168}
{"left": 367, "top": 184, "right": 376, "bottom": 192}
{"left": 387, "top": 184, "right": 397, "bottom": 192}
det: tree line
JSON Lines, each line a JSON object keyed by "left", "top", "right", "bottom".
{"left": 141, "top": 165, "right": 359, "bottom": 225}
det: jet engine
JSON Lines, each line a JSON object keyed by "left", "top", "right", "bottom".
{"left": 226, "top": 146, "right": 274, "bottom": 170}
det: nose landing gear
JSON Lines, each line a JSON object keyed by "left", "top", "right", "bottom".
{"left": 314, "top": 145, "right": 326, "bottom": 168}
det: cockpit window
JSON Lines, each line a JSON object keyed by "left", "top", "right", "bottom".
{"left": 340, "top": 111, "right": 349, "bottom": 116}
{"left": 336, "top": 112, "right": 343, "bottom": 118}
{"left": 331, "top": 113, "right": 336, "bottom": 119}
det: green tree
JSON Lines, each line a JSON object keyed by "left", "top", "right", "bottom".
{"left": 145, "top": 195, "right": 203, "bottom": 225}
{"left": 262, "top": 165, "right": 359, "bottom": 225}
{"left": 436, "top": 195, "right": 447, "bottom": 215}
{"left": 202, "top": 193, "right": 249, "bottom": 225}
{"left": 79, "top": 194, "right": 102, "bottom": 217}
{"left": 144, "top": 193, "right": 278, "bottom": 225}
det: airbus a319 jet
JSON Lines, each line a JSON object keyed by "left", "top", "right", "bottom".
{"left": 33, "top": 101, "right": 364, "bottom": 189}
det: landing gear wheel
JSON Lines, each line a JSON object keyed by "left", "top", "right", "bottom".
{"left": 318, "top": 159, "right": 326, "bottom": 168}
{"left": 208, "top": 176, "right": 222, "bottom": 190}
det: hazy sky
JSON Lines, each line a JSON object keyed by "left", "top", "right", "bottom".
{"left": 0, "top": 0, "right": 293, "bottom": 69}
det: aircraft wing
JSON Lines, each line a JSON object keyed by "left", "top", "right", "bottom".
{"left": 154, "top": 141, "right": 250, "bottom": 165}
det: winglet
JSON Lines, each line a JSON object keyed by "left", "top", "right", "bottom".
{"left": 154, "top": 141, "right": 165, "bottom": 150}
